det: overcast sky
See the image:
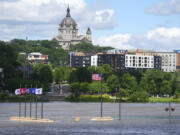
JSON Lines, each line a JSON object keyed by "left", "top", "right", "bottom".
{"left": 1, "top": 0, "right": 180, "bottom": 51}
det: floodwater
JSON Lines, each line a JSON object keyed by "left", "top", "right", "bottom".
{"left": 0, "top": 102, "right": 180, "bottom": 135}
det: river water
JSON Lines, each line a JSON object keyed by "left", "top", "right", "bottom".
{"left": 0, "top": 102, "right": 180, "bottom": 135}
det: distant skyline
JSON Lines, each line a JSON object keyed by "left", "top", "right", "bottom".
{"left": 1, "top": 0, "right": 180, "bottom": 51}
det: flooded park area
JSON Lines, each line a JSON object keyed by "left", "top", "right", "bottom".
{"left": 0, "top": 102, "right": 180, "bottom": 135}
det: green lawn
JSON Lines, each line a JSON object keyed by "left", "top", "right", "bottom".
{"left": 149, "top": 97, "right": 180, "bottom": 103}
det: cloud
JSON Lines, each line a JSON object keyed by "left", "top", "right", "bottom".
{"left": 0, "top": 0, "right": 86, "bottom": 22}
{"left": 147, "top": 0, "right": 180, "bottom": 15}
{"left": 95, "top": 27, "right": 180, "bottom": 51}
{"left": 0, "top": 0, "right": 116, "bottom": 41}
{"left": 95, "top": 34, "right": 134, "bottom": 50}
{"left": 93, "top": 9, "right": 116, "bottom": 29}
{"left": 0, "top": 23, "right": 57, "bottom": 41}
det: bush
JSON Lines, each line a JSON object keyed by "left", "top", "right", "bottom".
{"left": 129, "top": 91, "right": 149, "bottom": 102}
{"left": 66, "top": 94, "right": 114, "bottom": 102}
{"left": 0, "top": 94, "right": 9, "bottom": 101}
{"left": 174, "top": 91, "right": 180, "bottom": 99}
{"left": 0, "top": 94, "right": 46, "bottom": 102}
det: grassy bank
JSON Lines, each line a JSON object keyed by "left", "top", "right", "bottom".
{"left": 66, "top": 94, "right": 115, "bottom": 102}
{"left": 149, "top": 97, "right": 180, "bottom": 103}
{"left": 66, "top": 94, "right": 180, "bottom": 103}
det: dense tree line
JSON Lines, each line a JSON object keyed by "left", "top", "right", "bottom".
{"left": 68, "top": 65, "right": 180, "bottom": 102}
{"left": 69, "top": 43, "right": 113, "bottom": 53}
{"left": 9, "top": 39, "right": 68, "bottom": 67}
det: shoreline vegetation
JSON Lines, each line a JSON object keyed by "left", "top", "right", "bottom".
{"left": 1, "top": 93, "right": 180, "bottom": 103}
{"left": 0, "top": 94, "right": 48, "bottom": 102}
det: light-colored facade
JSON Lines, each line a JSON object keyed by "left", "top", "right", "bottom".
{"left": 174, "top": 50, "right": 180, "bottom": 71}
{"left": 91, "top": 55, "right": 98, "bottom": 66}
{"left": 53, "top": 6, "right": 92, "bottom": 50}
{"left": 125, "top": 54, "right": 154, "bottom": 69}
{"left": 157, "top": 52, "right": 176, "bottom": 72}
{"left": 28, "top": 52, "right": 48, "bottom": 65}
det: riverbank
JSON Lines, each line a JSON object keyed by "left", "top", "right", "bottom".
{"left": 0, "top": 94, "right": 48, "bottom": 102}
{"left": 149, "top": 97, "right": 180, "bottom": 103}
{"left": 1, "top": 93, "right": 180, "bottom": 103}
{"left": 65, "top": 94, "right": 180, "bottom": 103}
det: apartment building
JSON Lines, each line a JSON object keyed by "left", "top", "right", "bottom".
{"left": 69, "top": 51, "right": 162, "bottom": 71}
{"left": 69, "top": 52, "right": 92, "bottom": 68}
{"left": 98, "top": 54, "right": 125, "bottom": 71}
{"left": 91, "top": 55, "right": 98, "bottom": 66}
{"left": 125, "top": 54, "right": 154, "bottom": 69}
{"left": 156, "top": 52, "right": 177, "bottom": 72}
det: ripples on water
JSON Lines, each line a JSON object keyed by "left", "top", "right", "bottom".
{"left": 0, "top": 102, "right": 180, "bottom": 135}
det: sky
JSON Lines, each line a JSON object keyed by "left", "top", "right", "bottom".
{"left": 1, "top": 0, "right": 180, "bottom": 51}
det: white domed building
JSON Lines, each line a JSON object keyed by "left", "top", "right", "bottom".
{"left": 53, "top": 6, "right": 92, "bottom": 50}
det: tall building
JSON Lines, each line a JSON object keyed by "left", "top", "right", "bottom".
{"left": 154, "top": 56, "right": 162, "bottom": 70}
{"left": 69, "top": 52, "right": 92, "bottom": 68}
{"left": 69, "top": 52, "right": 162, "bottom": 71}
{"left": 125, "top": 54, "right": 154, "bottom": 69}
{"left": 156, "top": 52, "right": 177, "bottom": 72}
{"left": 97, "top": 54, "right": 125, "bottom": 71}
{"left": 53, "top": 6, "right": 92, "bottom": 50}
{"left": 91, "top": 55, "right": 98, "bottom": 66}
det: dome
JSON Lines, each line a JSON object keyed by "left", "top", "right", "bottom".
{"left": 60, "top": 17, "right": 77, "bottom": 27}
{"left": 60, "top": 6, "right": 77, "bottom": 28}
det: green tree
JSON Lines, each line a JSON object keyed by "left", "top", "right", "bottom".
{"left": 129, "top": 91, "right": 149, "bottom": 102}
{"left": 80, "top": 82, "right": 89, "bottom": 93}
{"left": 54, "top": 66, "right": 66, "bottom": 84}
{"left": 171, "top": 72, "right": 179, "bottom": 95}
{"left": 102, "top": 64, "right": 112, "bottom": 80}
{"left": 139, "top": 77, "right": 148, "bottom": 92}
{"left": 33, "top": 64, "right": 53, "bottom": 84}
{"left": 116, "top": 88, "right": 128, "bottom": 99}
{"left": 121, "top": 73, "right": 137, "bottom": 95}
{"left": 89, "top": 81, "right": 109, "bottom": 94}
{"left": 39, "top": 64, "right": 53, "bottom": 83}
{"left": 0, "top": 42, "right": 19, "bottom": 79}
{"left": 69, "top": 43, "right": 113, "bottom": 52}
{"left": 69, "top": 67, "right": 91, "bottom": 83}
{"left": 160, "top": 80, "right": 172, "bottom": 95}
{"left": 68, "top": 82, "right": 81, "bottom": 99}
{"left": 174, "top": 83, "right": 180, "bottom": 98}
{"left": 96, "top": 66, "right": 105, "bottom": 74}
{"left": 129, "top": 70, "right": 143, "bottom": 84}
{"left": 106, "top": 74, "right": 119, "bottom": 93}
{"left": 148, "top": 80, "right": 157, "bottom": 96}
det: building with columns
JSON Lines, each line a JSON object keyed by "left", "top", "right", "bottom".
{"left": 53, "top": 6, "right": 92, "bottom": 50}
